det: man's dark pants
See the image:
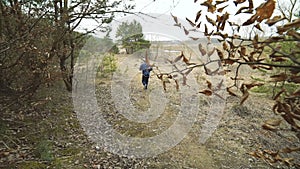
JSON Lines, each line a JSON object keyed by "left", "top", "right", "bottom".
{"left": 142, "top": 75, "right": 149, "bottom": 89}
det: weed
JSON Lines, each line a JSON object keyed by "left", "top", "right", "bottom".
{"left": 34, "top": 139, "right": 54, "bottom": 161}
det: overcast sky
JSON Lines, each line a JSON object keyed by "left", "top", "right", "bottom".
{"left": 132, "top": 0, "right": 199, "bottom": 19}
{"left": 107, "top": 0, "right": 249, "bottom": 41}
{"left": 77, "top": 0, "right": 298, "bottom": 41}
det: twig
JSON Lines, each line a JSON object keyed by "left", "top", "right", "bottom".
{"left": 0, "top": 140, "right": 11, "bottom": 149}
{"left": 0, "top": 134, "right": 20, "bottom": 149}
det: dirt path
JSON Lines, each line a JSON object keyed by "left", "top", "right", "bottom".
{"left": 90, "top": 52, "right": 300, "bottom": 168}
{"left": 93, "top": 74, "right": 298, "bottom": 168}
{"left": 1, "top": 53, "right": 299, "bottom": 168}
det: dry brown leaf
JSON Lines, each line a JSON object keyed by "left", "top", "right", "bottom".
{"left": 216, "top": 79, "right": 224, "bottom": 90}
{"left": 213, "top": 32, "right": 228, "bottom": 39}
{"left": 204, "top": 24, "right": 208, "bottom": 36}
{"left": 244, "top": 82, "right": 264, "bottom": 89}
{"left": 157, "top": 74, "right": 163, "bottom": 80}
{"left": 270, "top": 73, "right": 288, "bottom": 82}
{"left": 228, "top": 21, "right": 239, "bottom": 27}
{"left": 265, "top": 118, "right": 282, "bottom": 126}
{"left": 206, "top": 15, "right": 216, "bottom": 26}
{"left": 240, "top": 46, "right": 246, "bottom": 56}
{"left": 217, "top": 5, "right": 228, "bottom": 13}
{"left": 186, "top": 17, "right": 196, "bottom": 27}
{"left": 216, "top": 0, "right": 228, "bottom": 5}
{"left": 174, "top": 79, "right": 179, "bottom": 91}
{"left": 235, "top": 6, "right": 248, "bottom": 15}
{"left": 217, "top": 69, "right": 231, "bottom": 75}
{"left": 243, "top": 9, "right": 254, "bottom": 14}
{"left": 254, "top": 23, "right": 263, "bottom": 32}
{"left": 174, "top": 23, "right": 182, "bottom": 28}
{"left": 262, "top": 123, "right": 277, "bottom": 131}
{"left": 217, "top": 12, "right": 229, "bottom": 31}
{"left": 227, "top": 87, "right": 238, "bottom": 97}
{"left": 198, "top": 43, "right": 207, "bottom": 56}
{"left": 233, "top": 34, "right": 241, "bottom": 39}
{"left": 199, "top": 89, "right": 213, "bottom": 96}
{"left": 277, "top": 18, "right": 300, "bottom": 34}
{"left": 265, "top": 36, "right": 285, "bottom": 43}
{"left": 173, "top": 54, "right": 182, "bottom": 63}
{"left": 183, "top": 26, "right": 189, "bottom": 35}
{"left": 242, "top": 0, "right": 275, "bottom": 26}
{"left": 182, "top": 75, "right": 187, "bottom": 85}
{"left": 227, "top": 40, "right": 236, "bottom": 49}
{"left": 223, "top": 41, "right": 229, "bottom": 50}
{"left": 216, "top": 49, "right": 224, "bottom": 60}
{"left": 189, "top": 37, "right": 200, "bottom": 41}
{"left": 276, "top": 102, "right": 286, "bottom": 114}
{"left": 248, "top": 0, "right": 254, "bottom": 8}
{"left": 266, "top": 15, "right": 285, "bottom": 26}
{"left": 206, "top": 80, "right": 212, "bottom": 89}
{"left": 204, "top": 66, "right": 211, "bottom": 75}
{"left": 201, "top": 0, "right": 217, "bottom": 13}
{"left": 182, "top": 54, "right": 189, "bottom": 64}
{"left": 171, "top": 13, "right": 179, "bottom": 24}
{"left": 195, "top": 10, "right": 202, "bottom": 23}
{"left": 233, "top": 0, "right": 246, "bottom": 6}
{"left": 281, "top": 113, "right": 300, "bottom": 129}
{"left": 196, "top": 22, "right": 201, "bottom": 28}
{"left": 256, "top": 0, "right": 275, "bottom": 22}
{"left": 240, "top": 89, "right": 249, "bottom": 105}
{"left": 224, "top": 59, "right": 236, "bottom": 65}
{"left": 287, "top": 30, "right": 300, "bottom": 40}
{"left": 253, "top": 34, "right": 259, "bottom": 48}
{"left": 271, "top": 57, "right": 287, "bottom": 62}
{"left": 162, "top": 81, "right": 167, "bottom": 91}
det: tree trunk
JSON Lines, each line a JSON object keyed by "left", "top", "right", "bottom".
{"left": 60, "top": 57, "right": 72, "bottom": 92}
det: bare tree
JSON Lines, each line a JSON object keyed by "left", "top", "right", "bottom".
{"left": 0, "top": 0, "right": 135, "bottom": 95}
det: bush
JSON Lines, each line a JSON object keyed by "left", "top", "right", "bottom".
{"left": 98, "top": 54, "right": 117, "bottom": 77}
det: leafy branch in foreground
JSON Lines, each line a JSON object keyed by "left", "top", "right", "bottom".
{"left": 166, "top": 0, "right": 299, "bottom": 167}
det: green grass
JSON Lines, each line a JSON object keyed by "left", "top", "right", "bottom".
{"left": 251, "top": 82, "right": 299, "bottom": 96}
{"left": 34, "top": 139, "right": 54, "bottom": 161}
{"left": 251, "top": 85, "right": 272, "bottom": 94}
{"left": 17, "top": 161, "right": 47, "bottom": 169}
